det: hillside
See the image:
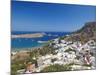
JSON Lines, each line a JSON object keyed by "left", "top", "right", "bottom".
{"left": 64, "top": 22, "right": 96, "bottom": 43}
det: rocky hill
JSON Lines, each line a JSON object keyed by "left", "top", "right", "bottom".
{"left": 64, "top": 22, "right": 96, "bottom": 44}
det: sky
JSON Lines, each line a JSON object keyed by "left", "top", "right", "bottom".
{"left": 11, "top": 0, "right": 96, "bottom": 32}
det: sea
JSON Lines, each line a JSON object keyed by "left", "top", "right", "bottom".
{"left": 11, "top": 31, "right": 71, "bottom": 51}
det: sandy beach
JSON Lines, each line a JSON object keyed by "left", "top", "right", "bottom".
{"left": 11, "top": 33, "right": 46, "bottom": 38}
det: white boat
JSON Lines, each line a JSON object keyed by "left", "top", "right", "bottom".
{"left": 37, "top": 41, "right": 46, "bottom": 43}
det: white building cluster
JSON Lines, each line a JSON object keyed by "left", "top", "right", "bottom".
{"left": 36, "top": 39, "right": 96, "bottom": 72}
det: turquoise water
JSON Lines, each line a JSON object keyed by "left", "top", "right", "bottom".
{"left": 11, "top": 31, "right": 71, "bottom": 49}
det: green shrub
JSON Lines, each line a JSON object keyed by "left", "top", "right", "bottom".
{"left": 41, "top": 64, "right": 72, "bottom": 72}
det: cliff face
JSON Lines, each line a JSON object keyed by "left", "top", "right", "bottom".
{"left": 64, "top": 22, "right": 96, "bottom": 43}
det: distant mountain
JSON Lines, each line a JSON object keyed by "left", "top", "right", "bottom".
{"left": 64, "top": 22, "right": 96, "bottom": 44}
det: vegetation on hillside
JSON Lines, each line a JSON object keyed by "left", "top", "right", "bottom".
{"left": 41, "top": 64, "right": 72, "bottom": 72}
